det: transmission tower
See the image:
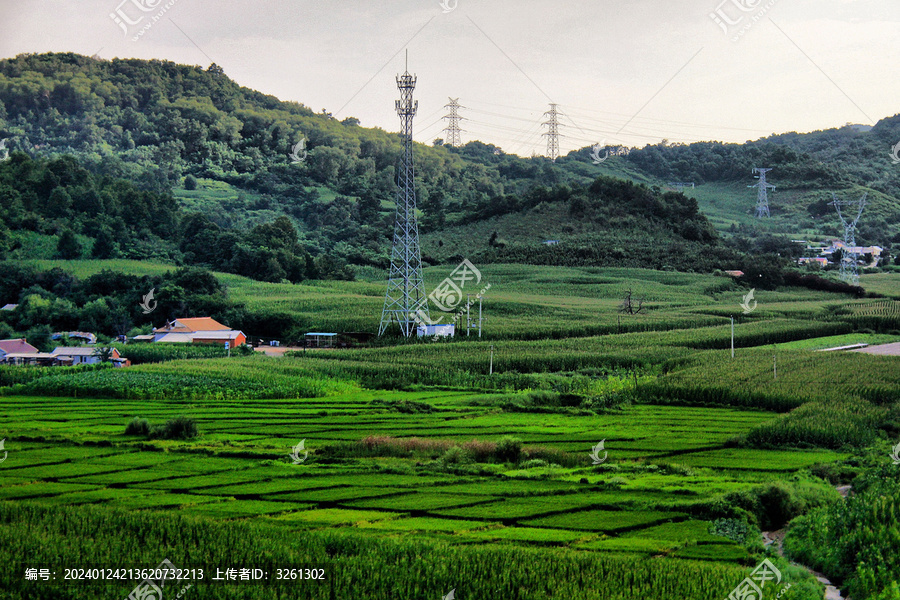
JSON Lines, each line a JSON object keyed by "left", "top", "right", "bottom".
{"left": 442, "top": 98, "right": 464, "bottom": 147}
{"left": 543, "top": 103, "right": 560, "bottom": 162}
{"left": 749, "top": 168, "right": 775, "bottom": 218}
{"left": 379, "top": 54, "right": 430, "bottom": 337}
{"left": 830, "top": 192, "right": 867, "bottom": 285}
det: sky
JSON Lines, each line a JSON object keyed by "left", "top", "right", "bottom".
{"left": 2, "top": 0, "right": 899, "bottom": 157}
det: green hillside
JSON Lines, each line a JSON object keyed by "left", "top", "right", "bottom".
{"left": 1, "top": 52, "right": 897, "bottom": 280}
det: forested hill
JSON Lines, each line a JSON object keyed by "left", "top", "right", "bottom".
{"left": 0, "top": 52, "right": 897, "bottom": 277}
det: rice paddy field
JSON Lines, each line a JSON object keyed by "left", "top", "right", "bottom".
{"left": 2, "top": 262, "right": 899, "bottom": 599}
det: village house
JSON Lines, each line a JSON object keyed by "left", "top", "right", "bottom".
{"left": 152, "top": 317, "right": 246, "bottom": 348}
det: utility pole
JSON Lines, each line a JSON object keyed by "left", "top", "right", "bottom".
{"left": 543, "top": 103, "right": 560, "bottom": 162}
{"left": 830, "top": 192, "right": 868, "bottom": 286}
{"left": 730, "top": 317, "right": 734, "bottom": 359}
{"left": 489, "top": 344, "right": 494, "bottom": 375}
{"left": 749, "top": 168, "right": 775, "bottom": 218}
{"left": 442, "top": 98, "right": 464, "bottom": 147}
{"left": 379, "top": 52, "right": 430, "bottom": 337}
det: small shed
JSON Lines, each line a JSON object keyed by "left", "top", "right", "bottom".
{"left": 417, "top": 324, "right": 455, "bottom": 338}
{"left": 306, "top": 333, "right": 338, "bottom": 348}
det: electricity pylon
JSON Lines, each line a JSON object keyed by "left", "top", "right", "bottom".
{"left": 749, "top": 168, "right": 775, "bottom": 218}
{"left": 442, "top": 98, "right": 464, "bottom": 147}
{"left": 543, "top": 103, "right": 560, "bottom": 161}
{"left": 830, "top": 192, "right": 867, "bottom": 285}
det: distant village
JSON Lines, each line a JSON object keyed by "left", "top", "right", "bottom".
{"left": 0, "top": 317, "right": 245, "bottom": 367}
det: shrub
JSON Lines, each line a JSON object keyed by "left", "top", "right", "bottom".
{"left": 495, "top": 436, "right": 523, "bottom": 463}
{"left": 124, "top": 417, "right": 151, "bottom": 436}
{"left": 149, "top": 416, "right": 199, "bottom": 440}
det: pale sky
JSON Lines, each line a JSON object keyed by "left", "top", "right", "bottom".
{"left": 2, "top": 0, "right": 898, "bottom": 156}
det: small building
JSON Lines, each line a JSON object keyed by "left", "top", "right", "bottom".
{"left": 543, "top": 240, "right": 561, "bottom": 246}
{"left": 0, "top": 352, "right": 60, "bottom": 366}
{"left": 52, "top": 332, "right": 97, "bottom": 345}
{"left": 190, "top": 330, "right": 247, "bottom": 348}
{"left": 132, "top": 334, "right": 155, "bottom": 343}
{"left": 51, "top": 347, "right": 122, "bottom": 366}
{"left": 0, "top": 339, "right": 39, "bottom": 359}
{"left": 724, "top": 270, "right": 745, "bottom": 278}
{"left": 417, "top": 324, "right": 455, "bottom": 338}
{"left": 305, "top": 333, "right": 337, "bottom": 348}
{"left": 799, "top": 257, "right": 830, "bottom": 267}
{"left": 152, "top": 317, "right": 231, "bottom": 342}
{"left": 1, "top": 304, "right": 18, "bottom": 311}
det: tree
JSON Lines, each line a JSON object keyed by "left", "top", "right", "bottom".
{"left": 56, "top": 229, "right": 82, "bottom": 259}
{"left": 184, "top": 174, "right": 198, "bottom": 190}
{"left": 92, "top": 228, "right": 117, "bottom": 259}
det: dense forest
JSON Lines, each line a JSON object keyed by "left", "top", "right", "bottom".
{"left": 0, "top": 52, "right": 898, "bottom": 275}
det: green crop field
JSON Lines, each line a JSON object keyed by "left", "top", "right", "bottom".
{"left": 1, "top": 261, "right": 898, "bottom": 599}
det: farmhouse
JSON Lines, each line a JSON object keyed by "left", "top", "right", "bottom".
{"left": 0, "top": 338, "right": 39, "bottom": 359}
{"left": 51, "top": 347, "right": 122, "bottom": 366}
{"left": 152, "top": 317, "right": 246, "bottom": 348}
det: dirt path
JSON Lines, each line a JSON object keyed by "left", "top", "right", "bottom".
{"left": 762, "top": 486, "right": 849, "bottom": 600}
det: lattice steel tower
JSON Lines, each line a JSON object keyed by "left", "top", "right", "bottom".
{"left": 749, "top": 168, "right": 775, "bottom": 218}
{"left": 379, "top": 55, "right": 431, "bottom": 337}
{"left": 831, "top": 192, "right": 868, "bottom": 285}
{"left": 442, "top": 98, "right": 464, "bottom": 147}
{"left": 543, "top": 103, "right": 560, "bottom": 162}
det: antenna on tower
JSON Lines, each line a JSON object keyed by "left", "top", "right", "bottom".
{"left": 379, "top": 55, "right": 430, "bottom": 337}
{"left": 749, "top": 168, "right": 775, "bottom": 218}
{"left": 543, "top": 103, "right": 561, "bottom": 162}
{"left": 442, "top": 98, "right": 465, "bottom": 147}
{"left": 830, "top": 192, "right": 868, "bottom": 285}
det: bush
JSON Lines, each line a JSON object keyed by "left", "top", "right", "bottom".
{"left": 124, "top": 417, "right": 151, "bottom": 436}
{"left": 184, "top": 174, "right": 198, "bottom": 190}
{"left": 495, "top": 436, "right": 523, "bottom": 463}
{"left": 149, "top": 416, "right": 199, "bottom": 440}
